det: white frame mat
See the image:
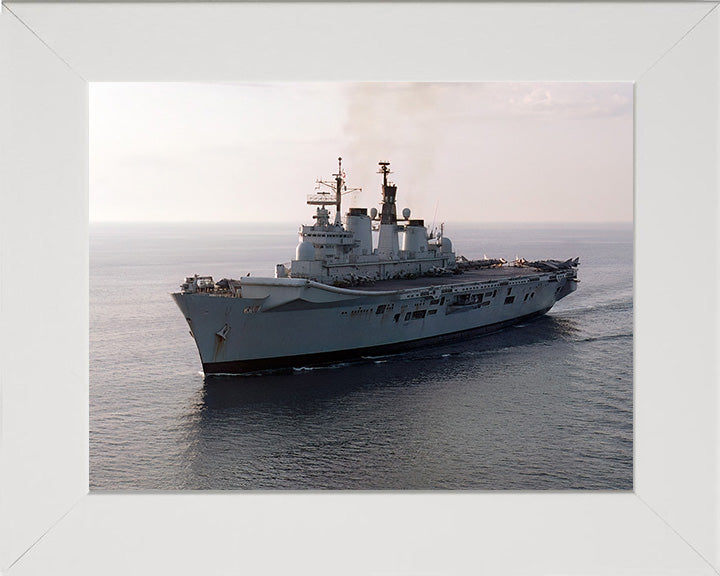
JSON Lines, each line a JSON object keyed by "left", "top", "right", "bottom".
{"left": 1, "top": 2, "right": 718, "bottom": 575}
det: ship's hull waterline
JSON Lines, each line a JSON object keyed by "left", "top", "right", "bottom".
{"left": 172, "top": 269, "right": 577, "bottom": 375}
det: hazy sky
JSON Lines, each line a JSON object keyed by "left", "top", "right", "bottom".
{"left": 90, "top": 82, "right": 633, "bottom": 223}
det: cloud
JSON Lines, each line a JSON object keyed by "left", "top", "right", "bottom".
{"left": 493, "top": 83, "right": 632, "bottom": 118}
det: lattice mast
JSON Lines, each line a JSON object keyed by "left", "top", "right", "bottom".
{"left": 306, "top": 157, "right": 360, "bottom": 226}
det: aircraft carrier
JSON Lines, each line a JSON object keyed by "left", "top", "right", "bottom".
{"left": 172, "top": 159, "right": 579, "bottom": 374}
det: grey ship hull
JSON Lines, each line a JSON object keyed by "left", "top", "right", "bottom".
{"left": 172, "top": 267, "right": 577, "bottom": 375}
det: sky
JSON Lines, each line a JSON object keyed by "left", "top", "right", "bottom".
{"left": 90, "top": 82, "right": 633, "bottom": 224}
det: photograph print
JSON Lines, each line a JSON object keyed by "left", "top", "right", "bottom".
{"left": 90, "top": 82, "right": 633, "bottom": 490}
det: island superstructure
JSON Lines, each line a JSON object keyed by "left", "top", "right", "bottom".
{"left": 172, "top": 159, "right": 579, "bottom": 374}
{"left": 276, "top": 159, "right": 457, "bottom": 285}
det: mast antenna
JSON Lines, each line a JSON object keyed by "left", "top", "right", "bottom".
{"left": 333, "top": 157, "right": 343, "bottom": 221}
{"left": 378, "top": 161, "right": 391, "bottom": 188}
{"left": 308, "top": 157, "right": 360, "bottom": 226}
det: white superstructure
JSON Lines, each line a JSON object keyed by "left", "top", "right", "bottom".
{"left": 172, "top": 159, "right": 579, "bottom": 374}
{"left": 278, "top": 159, "right": 456, "bottom": 286}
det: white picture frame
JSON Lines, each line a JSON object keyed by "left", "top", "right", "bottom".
{"left": 1, "top": 2, "right": 718, "bottom": 574}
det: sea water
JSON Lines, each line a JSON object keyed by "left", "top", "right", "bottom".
{"left": 90, "top": 223, "right": 632, "bottom": 490}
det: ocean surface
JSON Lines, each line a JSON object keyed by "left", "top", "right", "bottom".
{"left": 90, "top": 223, "right": 633, "bottom": 490}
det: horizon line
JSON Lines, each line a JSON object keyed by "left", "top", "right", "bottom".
{"left": 89, "top": 219, "right": 635, "bottom": 226}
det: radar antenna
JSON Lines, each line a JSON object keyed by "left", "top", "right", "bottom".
{"left": 308, "top": 157, "right": 361, "bottom": 226}
{"left": 378, "top": 161, "right": 391, "bottom": 188}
